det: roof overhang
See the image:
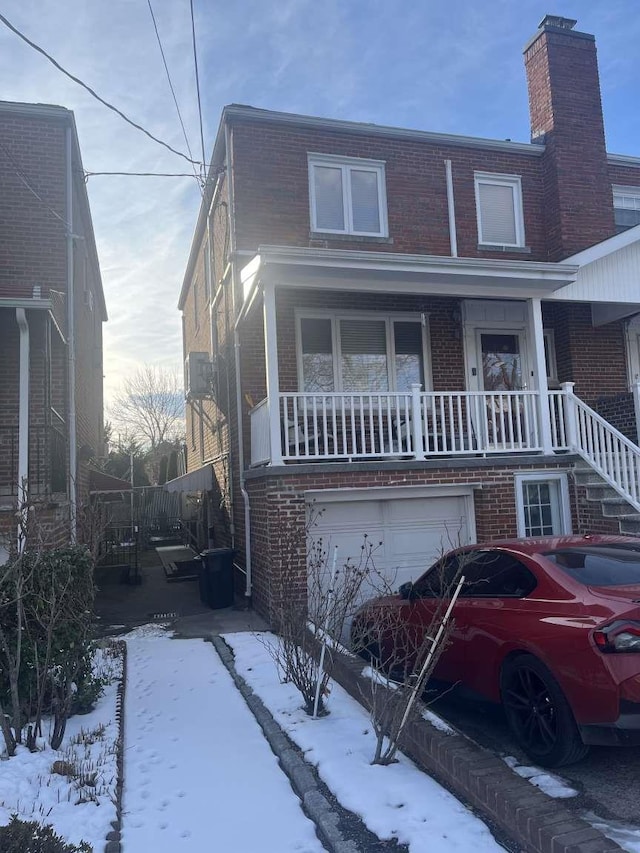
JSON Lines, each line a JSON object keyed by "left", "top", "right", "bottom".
{"left": 239, "top": 246, "right": 578, "bottom": 314}
{"left": 164, "top": 464, "right": 212, "bottom": 494}
{"left": 0, "top": 297, "right": 52, "bottom": 311}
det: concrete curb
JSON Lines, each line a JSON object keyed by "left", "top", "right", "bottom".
{"left": 104, "top": 640, "right": 127, "bottom": 853}
{"left": 211, "top": 635, "right": 362, "bottom": 853}
{"left": 326, "top": 643, "right": 624, "bottom": 853}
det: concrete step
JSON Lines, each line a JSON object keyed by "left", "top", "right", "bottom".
{"left": 585, "top": 484, "right": 622, "bottom": 502}
{"left": 619, "top": 515, "right": 640, "bottom": 535}
{"left": 600, "top": 497, "right": 638, "bottom": 517}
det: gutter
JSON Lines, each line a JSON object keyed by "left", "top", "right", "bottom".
{"left": 16, "top": 308, "right": 29, "bottom": 552}
{"left": 225, "top": 119, "right": 252, "bottom": 600}
{"left": 65, "top": 126, "right": 77, "bottom": 543}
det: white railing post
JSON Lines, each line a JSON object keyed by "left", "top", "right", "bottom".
{"left": 527, "top": 297, "right": 553, "bottom": 454}
{"left": 411, "top": 384, "right": 425, "bottom": 460}
{"left": 263, "top": 284, "right": 283, "bottom": 466}
{"left": 633, "top": 380, "right": 640, "bottom": 447}
{"left": 561, "top": 382, "right": 578, "bottom": 450}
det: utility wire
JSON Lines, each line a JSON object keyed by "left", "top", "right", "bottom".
{"left": 146, "top": 0, "right": 201, "bottom": 187}
{"left": 189, "top": 0, "right": 207, "bottom": 179}
{"left": 85, "top": 170, "right": 200, "bottom": 179}
{"left": 0, "top": 11, "right": 202, "bottom": 167}
{"left": 0, "top": 143, "right": 69, "bottom": 229}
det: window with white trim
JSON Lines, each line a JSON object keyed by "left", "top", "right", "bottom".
{"left": 613, "top": 185, "right": 640, "bottom": 233}
{"left": 298, "top": 313, "right": 428, "bottom": 393}
{"left": 515, "top": 473, "right": 571, "bottom": 538}
{"left": 474, "top": 172, "right": 525, "bottom": 247}
{"left": 308, "top": 154, "right": 388, "bottom": 237}
{"left": 543, "top": 329, "right": 559, "bottom": 386}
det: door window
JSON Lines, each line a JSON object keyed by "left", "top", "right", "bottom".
{"left": 480, "top": 333, "right": 522, "bottom": 391}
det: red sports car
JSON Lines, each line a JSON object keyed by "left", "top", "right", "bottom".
{"left": 351, "top": 534, "right": 640, "bottom": 766}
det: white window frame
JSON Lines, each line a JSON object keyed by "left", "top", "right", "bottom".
{"left": 474, "top": 172, "right": 525, "bottom": 248}
{"left": 295, "top": 310, "right": 432, "bottom": 393}
{"left": 514, "top": 472, "right": 572, "bottom": 538}
{"left": 613, "top": 185, "right": 640, "bottom": 230}
{"left": 308, "top": 153, "right": 388, "bottom": 237}
{"left": 543, "top": 329, "right": 558, "bottom": 385}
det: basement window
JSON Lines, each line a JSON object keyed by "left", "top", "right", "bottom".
{"left": 474, "top": 172, "right": 525, "bottom": 247}
{"left": 515, "top": 473, "right": 571, "bottom": 538}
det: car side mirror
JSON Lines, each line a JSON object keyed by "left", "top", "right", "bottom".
{"left": 399, "top": 581, "right": 417, "bottom": 601}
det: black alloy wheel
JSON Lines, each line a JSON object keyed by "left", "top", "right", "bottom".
{"left": 500, "top": 654, "right": 589, "bottom": 767}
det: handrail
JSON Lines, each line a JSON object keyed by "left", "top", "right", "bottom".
{"left": 565, "top": 388, "right": 640, "bottom": 512}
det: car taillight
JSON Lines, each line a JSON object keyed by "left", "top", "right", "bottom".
{"left": 593, "top": 621, "right": 640, "bottom": 653}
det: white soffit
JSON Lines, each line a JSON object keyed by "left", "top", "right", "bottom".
{"left": 551, "top": 226, "right": 640, "bottom": 304}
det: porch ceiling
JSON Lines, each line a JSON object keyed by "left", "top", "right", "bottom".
{"left": 240, "top": 246, "right": 579, "bottom": 310}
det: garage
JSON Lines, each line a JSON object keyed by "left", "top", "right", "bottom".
{"left": 307, "top": 486, "right": 477, "bottom": 598}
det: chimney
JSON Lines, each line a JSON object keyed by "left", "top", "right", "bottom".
{"left": 524, "top": 15, "right": 615, "bottom": 259}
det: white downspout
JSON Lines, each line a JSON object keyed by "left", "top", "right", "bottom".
{"left": 445, "top": 160, "right": 458, "bottom": 258}
{"left": 16, "top": 308, "right": 29, "bottom": 552}
{"left": 65, "top": 125, "right": 77, "bottom": 542}
{"left": 225, "top": 120, "right": 252, "bottom": 600}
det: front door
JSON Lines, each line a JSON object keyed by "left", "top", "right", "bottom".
{"left": 473, "top": 329, "right": 531, "bottom": 449}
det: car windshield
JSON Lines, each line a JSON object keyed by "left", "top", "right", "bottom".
{"left": 544, "top": 544, "right": 640, "bottom": 586}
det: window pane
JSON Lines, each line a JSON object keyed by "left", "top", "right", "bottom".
{"left": 522, "top": 480, "right": 560, "bottom": 536}
{"left": 301, "top": 318, "right": 334, "bottom": 392}
{"left": 478, "top": 182, "right": 517, "bottom": 244}
{"left": 545, "top": 545, "right": 640, "bottom": 586}
{"left": 350, "top": 169, "right": 380, "bottom": 233}
{"left": 340, "top": 319, "right": 388, "bottom": 391}
{"left": 394, "top": 321, "right": 424, "bottom": 391}
{"left": 460, "top": 552, "right": 537, "bottom": 597}
{"left": 314, "top": 166, "right": 344, "bottom": 231}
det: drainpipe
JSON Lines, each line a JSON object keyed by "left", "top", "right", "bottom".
{"left": 224, "top": 120, "right": 252, "bottom": 600}
{"left": 65, "top": 126, "right": 77, "bottom": 542}
{"left": 444, "top": 160, "right": 458, "bottom": 258}
{"left": 16, "top": 308, "right": 29, "bottom": 552}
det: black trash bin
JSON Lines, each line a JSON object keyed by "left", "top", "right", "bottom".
{"left": 199, "top": 548, "right": 235, "bottom": 609}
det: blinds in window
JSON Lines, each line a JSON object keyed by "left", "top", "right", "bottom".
{"left": 478, "top": 182, "right": 517, "bottom": 244}
{"left": 340, "top": 319, "right": 386, "bottom": 353}
{"left": 313, "top": 166, "right": 345, "bottom": 230}
{"left": 350, "top": 169, "right": 380, "bottom": 233}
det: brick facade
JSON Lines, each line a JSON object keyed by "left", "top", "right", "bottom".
{"left": 0, "top": 103, "right": 105, "bottom": 552}
{"left": 178, "top": 17, "right": 640, "bottom": 621}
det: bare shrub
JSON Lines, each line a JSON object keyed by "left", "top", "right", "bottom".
{"left": 267, "top": 504, "right": 380, "bottom": 717}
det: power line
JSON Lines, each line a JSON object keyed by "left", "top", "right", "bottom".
{"left": 0, "top": 11, "right": 202, "bottom": 167}
{"left": 146, "top": 0, "right": 201, "bottom": 188}
{"left": 0, "top": 143, "right": 69, "bottom": 229}
{"left": 85, "top": 170, "right": 201, "bottom": 179}
{"left": 189, "top": 0, "right": 207, "bottom": 176}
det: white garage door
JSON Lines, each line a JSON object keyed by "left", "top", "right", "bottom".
{"left": 309, "top": 490, "right": 475, "bottom": 600}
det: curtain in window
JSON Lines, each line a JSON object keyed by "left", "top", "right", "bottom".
{"left": 478, "top": 182, "right": 517, "bottom": 244}
{"left": 313, "top": 166, "right": 344, "bottom": 231}
{"left": 350, "top": 169, "right": 380, "bottom": 233}
{"left": 393, "top": 322, "right": 424, "bottom": 391}
{"left": 340, "top": 319, "right": 388, "bottom": 391}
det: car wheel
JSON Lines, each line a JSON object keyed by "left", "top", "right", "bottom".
{"left": 500, "top": 654, "right": 589, "bottom": 767}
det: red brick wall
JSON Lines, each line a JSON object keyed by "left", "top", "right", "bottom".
{"left": 245, "top": 460, "right": 576, "bottom": 623}
{"left": 524, "top": 26, "right": 615, "bottom": 259}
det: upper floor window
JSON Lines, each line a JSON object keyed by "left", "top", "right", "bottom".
{"left": 613, "top": 185, "right": 640, "bottom": 233}
{"left": 474, "top": 172, "right": 525, "bottom": 248}
{"left": 308, "top": 153, "right": 388, "bottom": 237}
{"left": 297, "top": 312, "right": 428, "bottom": 393}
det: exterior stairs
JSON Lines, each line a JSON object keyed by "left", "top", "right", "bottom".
{"left": 573, "top": 462, "right": 640, "bottom": 535}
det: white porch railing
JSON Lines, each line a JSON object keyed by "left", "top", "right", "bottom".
{"left": 560, "top": 381, "right": 640, "bottom": 512}
{"left": 249, "top": 385, "right": 560, "bottom": 465}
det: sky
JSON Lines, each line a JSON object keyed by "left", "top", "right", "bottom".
{"left": 1, "top": 0, "right": 639, "bottom": 405}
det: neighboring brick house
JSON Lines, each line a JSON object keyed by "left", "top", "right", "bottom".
{"left": 0, "top": 101, "right": 106, "bottom": 558}
{"left": 176, "top": 16, "right": 640, "bottom": 624}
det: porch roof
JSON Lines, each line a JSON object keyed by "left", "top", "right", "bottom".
{"left": 549, "top": 225, "right": 640, "bottom": 323}
{"left": 239, "top": 246, "right": 578, "bottom": 319}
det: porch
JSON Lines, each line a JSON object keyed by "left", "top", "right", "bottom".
{"left": 251, "top": 386, "right": 572, "bottom": 465}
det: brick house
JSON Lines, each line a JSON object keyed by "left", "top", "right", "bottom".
{"left": 0, "top": 101, "right": 106, "bottom": 559}
{"left": 176, "top": 16, "right": 640, "bottom": 624}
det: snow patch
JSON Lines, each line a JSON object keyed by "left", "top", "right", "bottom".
{"left": 503, "top": 755, "right": 578, "bottom": 798}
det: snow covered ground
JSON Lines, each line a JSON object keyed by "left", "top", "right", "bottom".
{"left": 225, "top": 631, "right": 505, "bottom": 853}
{"left": 5, "top": 624, "right": 640, "bottom": 853}
{"left": 0, "top": 645, "right": 121, "bottom": 851}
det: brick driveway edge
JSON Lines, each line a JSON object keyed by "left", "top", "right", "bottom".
{"left": 210, "top": 635, "right": 360, "bottom": 853}
{"left": 327, "top": 644, "right": 623, "bottom": 853}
